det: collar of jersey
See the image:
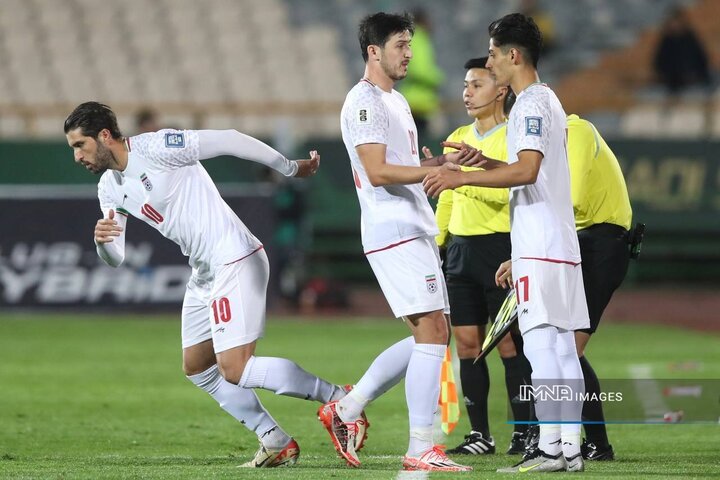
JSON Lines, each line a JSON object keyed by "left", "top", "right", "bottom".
{"left": 473, "top": 121, "right": 506, "bottom": 141}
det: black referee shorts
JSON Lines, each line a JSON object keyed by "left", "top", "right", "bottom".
{"left": 578, "top": 223, "right": 630, "bottom": 334}
{"left": 445, "top": 233, "right": 511, "bottom": 327}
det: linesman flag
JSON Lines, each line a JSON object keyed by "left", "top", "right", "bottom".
{"left": 439, "top": 346, "right": 460, "bottom": 434}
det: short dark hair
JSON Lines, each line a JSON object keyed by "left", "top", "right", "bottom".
{"left": 464, "top": 56, "right": 489, "bottom": 70}
{"left": 64, "top": 102, "right": 123, "bottom": 139}
{"left": 358, "top": 12, "right": 414, "bottom": 62}
{"left": 488, "top": 13, "right": 543, "bottom": 68}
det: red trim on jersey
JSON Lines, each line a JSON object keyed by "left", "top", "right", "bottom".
{"left": 352, "top": 167, "right": 362, "bottom": 189}
{"left": 360, "top": 78, "right": 375, "bottom": 86}
{"left": 519, "top": 256, "right": 581, "bottom": 266}
{"left": 141, "top": 203, "right": 164, "bottom": 223}
{"left": 223, "top": 246, "right": 264, "bottom": 266}
{"left": 125, "top": 137, "right": 132, "bottom": 152}
{"left": 364, "top": 237, "right": 419, "bottom": 255}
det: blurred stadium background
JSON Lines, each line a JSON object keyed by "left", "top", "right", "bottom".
{"left": 1, "top": 0, "right": 719, "bottom": 315}
{"left": 1, "top": 0, "right": 719, "bottom": 477}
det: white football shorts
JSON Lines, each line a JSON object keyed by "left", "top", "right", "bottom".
{"left": 181, "top": 247, "right": 268, "bottom": 353}
{"left": 512, "top": 258, "right": 590, "bottom": 334}
{"left": 365, "top": 235, "right": 450, "bottom": 318}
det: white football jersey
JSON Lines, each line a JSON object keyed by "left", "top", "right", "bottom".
{"left": 97, "top": 129, "right": 261, "bottom": 281}
{"left": 340, "top": 80, "right": 438, "bottom": 253}
{"left": 506, "top": 83, "right": 580, "bottom": 263}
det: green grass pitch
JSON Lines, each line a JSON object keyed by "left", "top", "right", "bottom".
{"left": 0, "top": 314, "right": 718, "bottom": 479}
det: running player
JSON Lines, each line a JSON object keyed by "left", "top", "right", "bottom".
{"left": 423, "top": 13, "right": 589, "bottom": 473}
{"left": 63, "top": 102, "right": 358, "bottom": 468}
{"left": 431, "top": 57, "right": 533, "bottom": 456}
{"left": 317, "top": 12, "right": 471, "bottom": 472}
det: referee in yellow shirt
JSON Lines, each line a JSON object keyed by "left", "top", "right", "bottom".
{"left": 431, "top": 57, "right": 533, "bottom": 456}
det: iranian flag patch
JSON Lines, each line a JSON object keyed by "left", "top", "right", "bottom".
{"left": 426, "top": 274, "right": 438, "bottom": 293}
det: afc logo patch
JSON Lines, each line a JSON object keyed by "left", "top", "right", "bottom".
{"left": 165, "top": 132, "right": 185, "bottom": 148}
{"left": 425, "top": 274, "right": 438, "bottom": 294}
{"left": 357, "top": 107, "right": 372, "bottom": 125}
{"left": 525, "top": 116, "right": 542, "bottom": 136}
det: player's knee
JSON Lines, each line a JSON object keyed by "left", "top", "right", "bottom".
{"left": 454, "top": 335, "right": 480, "bottom": 359}
{"left": 182, "top": 342, "right": 217, "bottom": 376}
{"left": 216, "top": 359, "right": 246, "bottom": 385}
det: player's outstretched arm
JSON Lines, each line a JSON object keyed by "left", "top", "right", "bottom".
{"left": 196, "top": 130, "right": 301, "bottom": 177}
{"left": 357, "top": 143, "right": 437, "bottom": 186}
{"left": 423, "top": 150, "right": 542, "bottom": 198}
{"left": 95, "top": 209, "right": 126, "bottom": 267}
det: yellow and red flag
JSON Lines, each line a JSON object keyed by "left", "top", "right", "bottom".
{"left": 439, "top": 346, "right": 460, "bottom": 434}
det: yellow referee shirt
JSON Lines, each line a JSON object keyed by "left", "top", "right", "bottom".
{"left": 567, "top": 115, "right": 632, "bottom": 231}
{"left": 435, "top": 122, "right": 510, "bottom": 247}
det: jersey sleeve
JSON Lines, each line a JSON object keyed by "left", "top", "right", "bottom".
{"left": 196, "top": 130, "right": 298, "bottom": 176}
{"left": 513, "top": 96, "right": 551, "bottom": 157}
{"left": 435, "top": 189, "right": 453, "bottom": 247}
{"left": 96, "top": 175, "right": 127, "bottom": 267}
{"left": 567, "top": 118, "right": 597, "bottom": 219}
{"left": 344, "top": 89, "right": 390, "bottom": 147}
{"left": 134, "top": 129, "right": 201, "bottom": 169}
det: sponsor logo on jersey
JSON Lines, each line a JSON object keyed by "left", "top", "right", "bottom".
{"left": 357, "top": 107, "right": 372, "bottom": 125}
{"left": 525, "top": 116, "right": 542, "bottom": 136}
{"left": 140, "top": 172, "right": 153, "bottom": 191}
{"left": 165, "top": 132, "right": 185, "bottom": 148}
{"left": 426, "top": 274, "right": 438, "bottom": 293}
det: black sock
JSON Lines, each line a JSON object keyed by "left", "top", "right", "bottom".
{"left": 502, "top": 355, "right": 531, "bottom": 433}
{"left": 580, "top": 355, "right": 609, "bottom": 447}
{"left": 459, "top": 357, "right": 490, "bottom": 438}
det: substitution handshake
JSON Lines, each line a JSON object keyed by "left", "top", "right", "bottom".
{"left": 422, "top": 141, "right": 488, "bottom": 198}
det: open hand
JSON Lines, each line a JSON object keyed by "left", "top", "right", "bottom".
{"left": 442, "top": 141, "right": 488, "bottom": 167}
{"left": 294, "top": 150, "right": 320, "bottom": 177}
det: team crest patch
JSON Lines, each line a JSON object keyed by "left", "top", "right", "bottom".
{"left": 426, "top": 274, "right": 438, "bottom": 294}
{"left": 140, "top": 172, "right": 153, "bottom": 191}
{"left": 525, "top": 116, "right": 542, "bottom": 136}
{"left": 165, "top": 132, "right": 185, "bottom": 148}
{"left": 356, "top": 107, "right": 372, "bottom": 125}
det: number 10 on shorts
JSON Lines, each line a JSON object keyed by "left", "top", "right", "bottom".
{"left": 212, "top": 297, "right": 232, "bottom": 324}
{"left": 515, "top": 276, "right": 529, "bottom": 304}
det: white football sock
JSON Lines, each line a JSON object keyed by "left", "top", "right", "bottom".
{"left": 557, "top": 328, "right": 584, "bottom": 458}
{"left": 523, "top": 326, "right": 563, "bottom": 456}
{"left": 187, "top": 364, "right": 290, "bottom": 448}
{"left": 239, "top": 355, "right": 342, "bottom": 403}
{"left": 337, "top": 336, "right": 414, "bottom": 422}
{"left": 408, "top": 426, "right": 434, "bottom": 458}
{"left": 405, "top": 343, "right": 445, "bottom": 457}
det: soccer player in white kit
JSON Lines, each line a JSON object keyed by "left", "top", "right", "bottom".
{"left": 423, "top": 13, "right": 589, "bottom": 473}
{"left": 316, "top": 12, "right": 472, "bottom": 472}
{"left": 63, "top": 102, "right": 359, "bottom": 468}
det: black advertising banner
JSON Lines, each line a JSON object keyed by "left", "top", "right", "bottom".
{"left": 0, "top": 187, "right": 276, "bottom": 309}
